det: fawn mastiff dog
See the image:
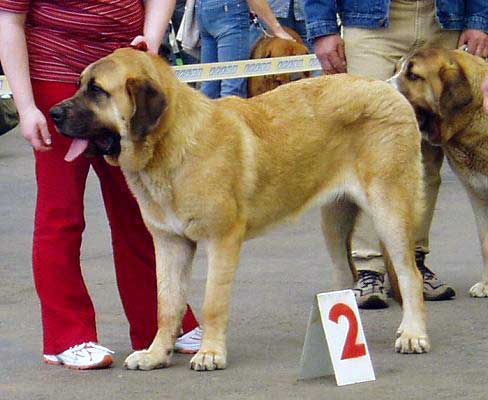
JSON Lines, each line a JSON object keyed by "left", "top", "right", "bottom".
{"left": 50, "top": 48, "right": 429, "bottom": 371}
{"left": 390, "top": 47, "right": 488, "bottom": 298}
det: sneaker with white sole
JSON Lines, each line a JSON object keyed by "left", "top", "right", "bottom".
{"left": 43, "top": 342, "right": 114, "bottom": 370}
{"left": 353, "top": 270, "right": 389, "bottom": 309}
{"left": 416, "top": 252, "right": 456, "bottom": 301}
{"left": 174, "top": 327, "right": 202, "bottom": 354}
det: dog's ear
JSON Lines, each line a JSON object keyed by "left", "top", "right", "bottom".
{"left": 126, "top": 77, "right": 166, "bottom": 140}
{"left": 436, "top": 62, "right": 472, "bottom": 117}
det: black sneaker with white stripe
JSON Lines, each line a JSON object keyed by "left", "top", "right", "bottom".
{"left": 416, "top": 252, "right": 456, "bottom": 301}
{"left": 353, "top": 270, "right": 389, "bottom": 309}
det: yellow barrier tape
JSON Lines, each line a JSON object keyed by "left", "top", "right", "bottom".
{"left": 0, "top": 54, "right": 322, "bottom": 96}
{"left": 174, "top": 54, "right": 321, "bottom": 82}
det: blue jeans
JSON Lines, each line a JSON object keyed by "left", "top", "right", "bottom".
{"left": 196, "top": 0, "right": 250, "bottom": 98}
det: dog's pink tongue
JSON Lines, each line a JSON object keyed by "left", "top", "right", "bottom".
{"left": 65, "top": 138, "right": 89, "bottom": 162}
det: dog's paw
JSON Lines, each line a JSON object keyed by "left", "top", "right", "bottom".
{"left": 469, "top": 281, "right": 488, "bottom": 298}
{"left": 395, "top": 330, "right": 430, "bottom": 354}
{"left": 124, "top": 349, "right": 172, "bottom": 370}
{"left": 190, "top": 349, "right": 226, "bottom": 371}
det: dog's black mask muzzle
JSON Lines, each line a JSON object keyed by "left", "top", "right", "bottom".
{"left": 49, "top": 102, "right": 121, "bottom": 157}
{"left": 92, "top": 130, "right": 121, "bottom": 156}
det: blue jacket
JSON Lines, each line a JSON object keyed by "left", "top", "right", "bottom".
{"left": 304, "top": 0, "right": 488, "bottom": 41}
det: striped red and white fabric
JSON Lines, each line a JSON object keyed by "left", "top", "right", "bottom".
{"left": 0, "top": 0, "right": 144, "bottom": 83}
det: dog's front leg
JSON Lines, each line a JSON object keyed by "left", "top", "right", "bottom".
{"left": 466, "top": 189, "right": 488, "bottom": 298}
{"left": 125, "top": 231, "right": 196, "bottom": 370}
{"left": 190, "top": 224, "right": 245, "bottom": 371}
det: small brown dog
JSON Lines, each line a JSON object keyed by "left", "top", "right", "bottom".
{"left": 248, "top": 27, "right": 310, "bottom": 97}
{"left": 390, "top": 48, "right": 488, "bottom": 298}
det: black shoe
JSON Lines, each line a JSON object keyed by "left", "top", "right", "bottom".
{"left": 415, "top": 252, "right": 455, "bottom": 301}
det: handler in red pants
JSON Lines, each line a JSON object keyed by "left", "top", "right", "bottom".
{"left": 0, "top": 0, "right": 201, "bottom": 370}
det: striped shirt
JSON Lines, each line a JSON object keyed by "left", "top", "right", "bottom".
{"left": 0, "top": 0, "right": 145, "bottom": 82}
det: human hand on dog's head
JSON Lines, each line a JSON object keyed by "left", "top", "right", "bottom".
{"left": 482, "top": 76, "right": 488, "bottom": 114}
{"left": 130, "top": 35, "right": 158, "bottom": 54}
{"left": 271, "top": 26, "right": 296, "bottom": 42}
{"left": 458, "top": 29, "right": 488, "bottom": 58}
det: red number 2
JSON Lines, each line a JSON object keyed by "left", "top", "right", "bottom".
{"left": 328, "top": 303, "right": 367, "bottom": 360}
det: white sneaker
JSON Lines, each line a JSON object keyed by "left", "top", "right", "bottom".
{"left": 174, "top": 327, "right": 202, "bottom": 354}
{"left": 43, "top": 342, "right": 114, "bottom": 370}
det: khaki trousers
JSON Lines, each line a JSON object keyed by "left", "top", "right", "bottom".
{"left": 343, "top": 0, "right": 460, "bottom": 273}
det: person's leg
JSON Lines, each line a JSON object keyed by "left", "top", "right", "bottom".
{"left": 197, "top": 2, "right": 221, "bottom": 98}
{"left": 343, "top": 0, "right": 419, "bottom": 308}
{"left": 345, "top": 0, "right": 458, "bottom": 307}
{"left": 91, "top": 159, "right": 199, "bottom": 350}
{"left": 344, "top": 0, "right": 417, "bottom": 257}
{"left": 215, "top": 0, "right": 250, "bottom": 98}
{"left": 31, "top": 80, "right": 96, "bottom": 355}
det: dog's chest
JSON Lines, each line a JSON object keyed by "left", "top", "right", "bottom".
{"left": 126, "top": 171, "right": 186, "bottom": 235}
{"left": 465, "top": 171, "right": 488, "bottom": 197}
{"left": 446, "top": 142, "right": 488, "bottom": 198}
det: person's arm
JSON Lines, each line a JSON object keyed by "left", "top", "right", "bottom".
{"left": 0, "top": 10, "right": 51, "bottom": 150}
{"left": 131, "top": 0, "right": 176, "bottom": 54}
{"left": 303, "top": 0, "right": 345, "bottom": 74}
{"left": 247, "top": 0, "right": 294, "bottom": 41}
{"left": 459, "top": 0, "right": 488, "bottom": 57}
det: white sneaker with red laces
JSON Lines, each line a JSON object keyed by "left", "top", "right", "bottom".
{"left": 43, "top": 342, "right": 114, "bottom": 370}
{"left": 174, "top": 327, "right": 202, "bottom": 354}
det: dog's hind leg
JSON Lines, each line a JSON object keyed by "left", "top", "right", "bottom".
{"left": 320, "top": 199, "right": 359, "bottom": 290}
{"left": 125, "top": 231, "right": 196, "bottom": 370}
{"left": 367, "top": 186, "right": 430, "bottom": 354}
{"left": 190, "top": 222, "right": 246, "bottom": 371}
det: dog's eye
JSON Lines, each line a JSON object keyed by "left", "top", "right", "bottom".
{"left": 406, "top": 62, "right": 423, "bottom": 81}
{"left": 88, "top": 80, "right": 109, "bottom": 97}
{"left": 407, "top": 70, "right": 423, "bottom": 81}
{"left": 91, "top": 84, "right": 107, "bottom": 95}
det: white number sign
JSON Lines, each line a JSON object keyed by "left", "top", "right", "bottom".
{"left": 299, "top": 290, "right": 375, "bottom": 386}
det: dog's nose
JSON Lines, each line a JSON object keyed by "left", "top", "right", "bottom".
{"left": 49, "top": 106, "right": 65, "bottom": 124}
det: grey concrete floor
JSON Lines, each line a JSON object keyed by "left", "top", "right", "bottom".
{"left": 1, "top": 128, "right": 488, "bottom": 400}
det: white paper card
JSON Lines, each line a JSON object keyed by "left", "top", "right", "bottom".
{"left": 298, "top": 298, "right": 334, "bottom": 380}
{"left": 317, "top": 290, "right": 375, "bottom": 386}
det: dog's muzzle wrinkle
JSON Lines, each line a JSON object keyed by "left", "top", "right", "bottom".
{"left": 93, "top": 130, "right": 121, "bottom": 156}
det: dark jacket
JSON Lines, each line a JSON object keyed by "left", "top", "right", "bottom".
{"left": 304, "top": 0, "right": 488, "bottom": 41}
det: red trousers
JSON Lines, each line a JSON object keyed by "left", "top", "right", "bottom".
{"left": 32, "top": 80, "right": 198, "bottom": 355}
